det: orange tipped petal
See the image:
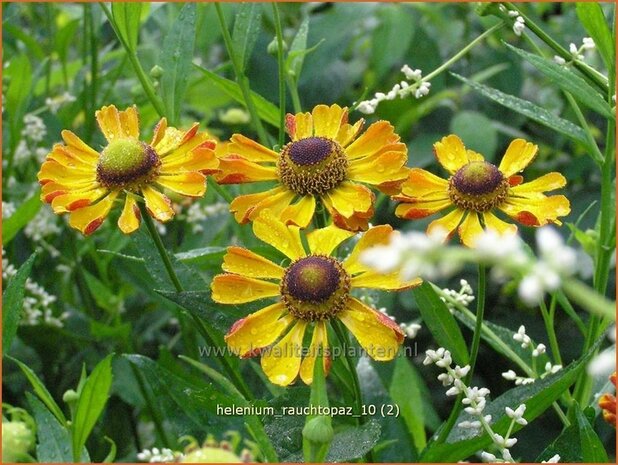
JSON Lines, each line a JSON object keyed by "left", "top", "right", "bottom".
{"left": 68, "top": 191, "right": 118, "bottom": 235}
{"left": 345, "top": 120, "right": 400, "bottom": 160}
{"left": 211, "top": 274, "right": 281, "bottom": 304}
{"left": 157, "top": 172, "right": 206, "bottom": 198}
{"left": 142, "top": 186, "right": 174, "bottom": 222}
{"left": 216, "top": 155, "right": 278, "bottom": 184}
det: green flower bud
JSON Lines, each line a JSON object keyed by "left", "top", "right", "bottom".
{"left": 267, "top": 36, "right": 288, "bottom": 55}
{"left": 63, "top": 389, "right": 79, "bottom": 404}
{"left": 2, "top": 421, "right": 35, "bottom": 462}
{"left": 181, "top": 446, "right": 243, "bottom": 463}
{"left": 302, "top": 415, "right": 334, "bottom": 444}
{"left": 150, "top": 65, "right": 164, "bottom": 79}
{"left": 219, "top": 108, "right": 251, "bottom": 125}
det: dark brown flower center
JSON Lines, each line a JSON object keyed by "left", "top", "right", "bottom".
{"left": 96, "top": 138, "right": 160, "bottom": 190}
{"left": 278, "top": 137, "right": 348, "bottom": 195}
{"left": 281, "top": 255, "right": 350, "bottom": 321}
{"left": 448, "top": 161, "right": 509, "bottom": 212}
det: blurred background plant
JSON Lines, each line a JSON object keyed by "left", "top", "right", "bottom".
{"left": 2, "top": 2, "right": 615, "bottom": 462}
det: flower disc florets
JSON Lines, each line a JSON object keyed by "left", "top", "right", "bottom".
{"left": 96, "top": 138, "right": 160, "bottom": 190}
{"left": 281, "top": 255, "right": 350, "bottom": 321}
{"left": 448, "top": 161, "right": 508, "bottom": 212}
{"left": 278, "top": 137, "right": 348, "bottom": 195}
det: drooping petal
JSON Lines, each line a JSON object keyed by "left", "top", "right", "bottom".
{"left": 261, "top": 321, "right": 308, "bottom": 386}
{"left": 60, "top": 130, "right": 100, "bottom": 162}
{"left": 162, "top": 130, "right": 213, "bottom": 161}
{"left": 48, "top": 144, "right": 96, "bottom": 168}
{"left": 499, "top": 195, "right": 570, "bottom": 227}
{"left": 458, "top": 212, "right": 484, "bottom": 247}
{"left": 323, "top": 194, "right": 374, "bottom": 232}
{"left": 347, "top": 146, "right": 409, "bottom": 186}
{"left": 299, "top": 322, "right": 329, "bottom": 385}
{"left": 427, "top": 208, "right": 465, "bottom": 238}
{"left": 351, "top": 270, "right": 421, "bottom": 291}
{"left": 68, "top": 191, "right": 118, "bottom": 235}
{"left": 51, "top": 187, "right": 108, "bottom": 213}
{"left": 338, "top": 298, "right": 404, "bottom": 361}
{"left": 324, "top": 181, "right": 374, "bottom": 219}
{"left": 142, "top": 186, "right": 174, "bottom": 222}
{"left": 229, "top": 186, "right": 295, "bottom": 224}
{"left": 343, "top": 225, "right": 393, "bottom": 275}
{"left": 38, "top": 160, "right": 96, "bottom": 185}
{"left": 211, "top": 274, "right": 281, "bottom": 304}
{"left": 498, "top": 139, "right": 538, "bottom": 177}
{"left": 118, "top": 194, "right": 141, "bottom": 234}
{"left": 312, "top": 104, "right": 346, "bottom": 139}
{"left": 160, "top": 145, "right": 219, "bottom": 175}
{"left": 156, "top": 172, "right": 207, "bottom": 197}
{"left": 307, "top": 224, "right": 355, "bottom": 256}
{"left": 216, "top": 155, "right": 278, "bottom": 184}
{"left": 280, "top": 195, "right": 316, "bottom": 228}
{"left": 395, "top": 198, "right": 453, "bottom": 220}
{"left": 222, "top": 246, "right": 285, "bottom": 279}
{"left": 510, "top": 172, "right": 566, "bottom": 198}
{"left": 252, "top": 209, "right": 306, "bottom": 260}
{"left": 225, "top": 302, "right": 292, "bottom": 358}
{"left": 226, "top": 134, "right": 279, "bottom": 162}
{"left": 433, "top": 134, "right": 470, "bottom": 174}
{"left": 482, "top": 211, "right": 517, "bottom": 238}
{"left": 397, "top": 168, "right": 449, "bottom": 200}
{"left": 345, "top": 121, "right": 400, "bottom": 160}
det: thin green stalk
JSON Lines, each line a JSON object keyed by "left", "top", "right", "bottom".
{"left": 99, "top": 2, "right": 165, "bottom": 117}
{"left": 563, "top": 93, "right": 604, "bottom": 165}
{"left": 214, "top": 2, "right": 270, "bottom": 147}
{"left": 287, "top": 75, "right": 303, "bottom": 113}
{"left": 272, "top": 3, "right": 286, "bottom": 146}
{"left": 436, "top": 264, "right": 487, "bottom": 444}
{"left": 539, "top": 299, "right": 563, "bottom": 366}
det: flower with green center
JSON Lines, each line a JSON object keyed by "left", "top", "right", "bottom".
{"left": 211, "top": 210, "right": 420, "bottom": 386}
{"left": 215, "top": 104, "right": 409, "bottom": 231}
{"left": 38, "top": 105, "right": 219, "bottom": 235}
{"left": 393, "top": 134, "right": 571, "bottom": 246}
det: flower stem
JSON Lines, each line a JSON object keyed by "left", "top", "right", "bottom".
{"left": 272, "top": 2, "right": 286, "bottom": 147}
{"left": 214, "top": 2, "right": 271, "bottom": 147}
{"left": 539, "top": 298, "right": 563, "bottom": 366}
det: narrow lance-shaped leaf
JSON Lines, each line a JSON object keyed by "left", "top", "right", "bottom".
{"left": 111, "top": 3, "right": 143, "bottom": 52}
{"left": 3, "top": 253, "right": 36, "bottom": 354}
{"left": 231, "top": 3, "right": 262, "bottom": 73}
{"left": 576, "top": 2, "right": 615, "bottom": 72}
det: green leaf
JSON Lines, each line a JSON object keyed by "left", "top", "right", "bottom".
{"left": 390, "top": 357, "right": 426, "bottom": 451}
{"left": 231, "top": 3, "right": 262, "bottom": 73}
{"left": 452, "top": 73, "right": 591, "bottom": 150}
{"left": 174, "top": 246, "right": 226, "bottom": 265}
{"left": 412, "top": 282, "right": 469, "bottom": 365}
{"left": 111, "top": 3, "right": 143, "bottom": 52}
{"left": 420, "top": 337, "right": 603, "bottom": 462}
{"left": 9, "top": 356, "right": 67, "bottom": 424}
{"left": 2, "top": 253, "right": 36, "bottom": 355}
{"left": 2, "top": 193, "right": 42, "bottom": 245}
{"left": 27, "top": 393, "right": 74, "bottom": 462}
{"left": 286, "top": 17, "right": 310, "bottom": 79}
{"left": 6, "top": 54, "right": 33, "bottom": 144}
{"left": 160, "top": 3, "right": 197, "bottom": 123}
{"left": 195, "top": 64, "right": 280, "bottom": 126}
{"left": 450, "top": 111, "right": 498, "bottom": 161}
{"left": 326, "top": 420, "right": 382, "bottom": 462}
{"left": 576, "top": 3, "right": 615, "bottom": 72}
{"left": 72, "top": 354, "right": 114, "bottom": 462}
{"left": 371, "top": 5, "right": 415, "bottom": 79}
{"left": 505, "top": 43, "right": 614, "bottom": 119}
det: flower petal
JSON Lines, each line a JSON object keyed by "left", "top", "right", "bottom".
{"left": 338, "top": 298, "right": 404, "bottom": 361}
{"left": 433, "top": 134, "right": 471, "bottom": 174}
{"left": 95, "top": 105, "right": 138, "bottom": 142}
{"left": 160, "top": 146, "right": 219, "bottom": 174}
{"left": 498, "top": 139, "right": 538, "bottom": 177}
{"left": 481, "top": 211, "right": 517, "bottom": 238}
{"left": 510, "top": 172, "right": 566, "bottom": 198}
{"left": 211, "top": 274, "right": 281, "bottom": 304}
{"left": 118, "top": 105, "right": 140, "bottom": 139}
{"left": 299, "top": 322, "right": 329, "bottom": 385}
{"left": 351, "top": 271, "right": 421, "bottom": 290}
{"left": 118, "top": 194, "right": 141, "bottom": 234}
{"left": 261, "top": 321, "right": 307, "bottom": 386}
{"left": 323, "top": 194, "right": 374, "bottom": 232}
{"left": 395, "top": 198, "right": 453, "bottom": 220}
{"left": 61, "top": 130, "right": 100, "bottom": 161}
{"left": 225, "top": 302, "right": 291, "bottom": 358}
{"left": 222, "top": 246, "right": 285, "bottom": 279}
{"left": 312, "top": 104, "right": 346, "bottom": 139}
{"left": 226, "top": 134, "right": 279, "bottom": 162}
{"left": 324, "top": 182, "right": 373, "bottom": 219}
{"left": 216, "top": 155, "right": 278, "bottom": 184}
{"left": 348, "top": 145, "right": 409, "bottom": 186}
{"left": 253, "top": 209, "right": 306, "bottom": 260}
{"left": 286, "top": 112, "right": 313, "bottom": 141}
{"left": 68, "top": 191, "right": 118, "bottom": 235}
{"left": 38, "top": 160, "right": 96, "bottom": 185}
{"left": 499, "top": 195, "right": 570, "bottom": 227}
{"left": 307, "top": 224, "right": 355, "bottom": 256}
{"left": 398, "top": 168, "right": 449, "bottom": 200}
{"left": 48, "top": 144, "right": 96, "bottom": 168}
{"left": 458, "top": 212, "right": 484, "bottom": 247}
{"left": 142, "top": 185, "right": 174, "bottom": 222}
{"left": 229, "top": 186, "right": 293, "bottom": 224}
{"left": 345, "top": 121, "right": 400, "bottom": 161}
{"left": 343, "top": 225, "right": 393, "bottom": 275}
{"left": 280, "top": 195, "right": 316, "bottom": 228}
{"left": 51, "top": 187, "right": 108, "bottom": 213}
{"left": 335, "top": 119, "right": 364, "bottom": 148}
{"left": 427, "top": 208, "right": 465, "bottom": 238}
{"left": 156, "top": 172, "right": 207, "bottom": 198}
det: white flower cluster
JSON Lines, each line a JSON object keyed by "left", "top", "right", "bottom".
{"left": 554, "top": 37, "right": 595, "bottom": 65}
{"left": 504, "top": 9, "right": 526, "bottom": 36}
{"left": 424, "top": 347, "right": 528, "bottom": 462}
{"left": 21, "top": 114, "right": 46, "bottom": 143}
{"left": 356, "top": 64, "right": 432, "bottom": 115}
{"left": 2, "top": 249, "right": 66, "bottom": 328}
{"left": 45, "top": 92, "right": 76, "bottom": 114}
{"left": 2, "top": 201, "right": 16, "bottom": 219}
{"left": 24, "top": 207, "right": 62, "bottom": 242}
{"left": 441, "top": 279, "right": 475, "bottom": 313}
{"left": 136, "top": 447, "right": 182, "bottom": 463}
{"left": 361, "top": 227, "right": 460, "bottom": 281}
{"left": 184, "top": 201, "right": 228, "bottom": 233}
{"left": 542, "top": 454, "right": 562, "bottom": 463}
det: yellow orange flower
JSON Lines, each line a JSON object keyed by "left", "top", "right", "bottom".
{"left": 599, "top": 372, "right": 616, "bottom": 427}
{"left": 37, "top": 105, "right": 219, "bottom": 235}
{"left": 394, "top": 135, "right": 570, "bottom": 246}
{"left": 215, "top": 104, "right": 409, "bottom": 231}
{"left": 211, "top": 210, "right": 420, "bottom": 386}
